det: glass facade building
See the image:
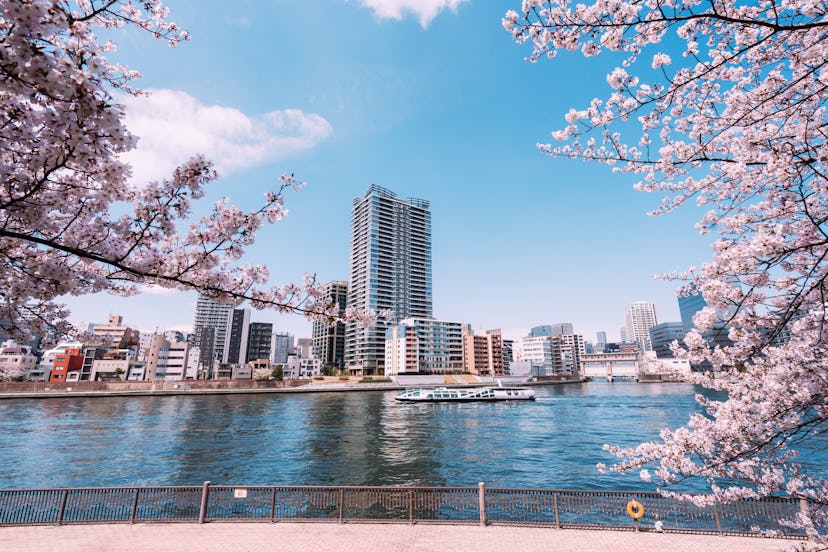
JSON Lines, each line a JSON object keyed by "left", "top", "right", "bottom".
{"left": 345, "top": 185, "right": 432, "bottom": 375}
{"left": 311, "top": 281, "right": 348, "bottom": 369}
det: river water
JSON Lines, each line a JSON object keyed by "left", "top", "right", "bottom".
{"left": 0, "top": 382, "right": 824, "bottom": 491}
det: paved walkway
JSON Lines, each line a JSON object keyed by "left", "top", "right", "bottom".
{"left": 0, "top": 522, "right": 798, "bottom": 552}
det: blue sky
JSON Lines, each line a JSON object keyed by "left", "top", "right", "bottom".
{"left": 62, "top": 0, "right": 712, "bottom": 342}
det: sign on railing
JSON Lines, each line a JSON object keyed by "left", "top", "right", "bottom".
{"left": 0, "top": 482, "right": 814, "bottom": 539}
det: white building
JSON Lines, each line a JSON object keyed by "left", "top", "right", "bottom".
{"left": 0, "top": 341, "right": 38, "bottom": 381}
{"left": 192, "top": 295, "right": 234, "bottom": 364}
{"left": 345, "top": 185, "right": 433, "bottom": 375}
{"left": 185, "top": 346, "right": 202, "bottom": 380}
{"left": 624, "top": 301, "right": 659, "bottom": 352}
{"left": 155, "top": 340, "right": 189, "bottom": 380}
{"left": 35, "top": 340, "right": 84, "bottom": 381}
{"left": 139, "top": 333, "right": 190, "bottom": 380}
{"left": 92, "top": 358, "right": 144, "bottom": 381}
{"left": 384, "top": 318, "right": 463, "bottom": 376}
{"left": 514, "top": 333, "right": 584, "bottom": 377}
{"left": 385, "top": 325, "right": 418, "bottom": 375}
{"left": 284, "top": 339, "right": 321, "bottom": 379}
{"left": 284, "top": 357, "right": 322, "bottom": 379}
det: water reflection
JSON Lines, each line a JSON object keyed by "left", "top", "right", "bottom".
{"left": 0, "top": 383, "right": 823, "bottom": 492}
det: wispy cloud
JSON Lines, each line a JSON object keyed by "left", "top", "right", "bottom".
{"left": 359, "top": 0, "right": 467, "bottom": 28}
{"left": 120, "top": 89, "right": 333, "bottom": 184}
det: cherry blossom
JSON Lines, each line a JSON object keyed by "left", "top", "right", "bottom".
{"left": 0, "top": 1, "right": 370, "bottom": 340}
{"left": 506, "top": 0, "right": 828, "bottom": 542}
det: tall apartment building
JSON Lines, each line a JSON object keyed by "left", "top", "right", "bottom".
{"left": 346, "top": 185, "right": 432, "bottom": 375}
{"left": 384, "top": 318, "right": 463, "bottom": 376}
{"left": 192, "top": 295, "right": 234, "bottom": 365}
{"left": 311, "top": 280, "right": 348, "bottom": 368}
{"left": 222, "top": 308, "right": 251, "bottom": 364}
{"left": 553, "top": 332, "right": 585, "bottom": 375}
{"left": 502, "top": 339, "right": 514, "bottom": 374}
{"left": 246, "top": 322, "right": 273, "bottom": 362}
{"left": 462, "top": 327, "right": 505, "bottom": 377}
{"left": 190, "top": 326, "right": 215, "bottom": 378}
{"left": 624, "top": 301, "right": 659, "bottom": 352}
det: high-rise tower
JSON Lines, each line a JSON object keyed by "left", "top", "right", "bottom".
{"left": 345, "top": 185, "right": 432, "bottom": 375}
{"left": 192, "top": 295, "right": 234, "bottom": 364}
{"left": 222, "top": 308, "right": 250, "bottom": 364}
{"left": 312, "top": 280, "right": 348, "bottom": 369}
{"left": 624, "top": 300, "right": 659, "bottom": 351}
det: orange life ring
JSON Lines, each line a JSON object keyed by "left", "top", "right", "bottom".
{"left": 626, "top": 500, "right": 644, "bottom": 519}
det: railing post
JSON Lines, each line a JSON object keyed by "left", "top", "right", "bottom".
{"left": 269, "top": 487, "right": 277, "bottom": 523}
{"left": 409, "top": 490, "right": 414, "bottom": 525}
{"left": 338, "top": 488, "right": 344, "bottom": 523}
{"left": 478, "top": 482, "right": 486, "bottom": 526}
{"left": 553, "top": 491, "right": 560, "bottom": 528}
{"left": 198, "top": 481, "right": 211, "bottom": 524}
{"left": 713, "top": 501, "right": 722, "bottom": 536}
{"left": 56, "top": 489, "right": 69, "bottom": 526}
{"left": 130, "top": 488, "right": 140, "bottom": 524}
{"left": 799, "top": 497, "right": 809, "bottom": 517}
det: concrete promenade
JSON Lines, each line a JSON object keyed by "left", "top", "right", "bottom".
{"left": 0, "top": 522, "right": 797, "bottom": 552}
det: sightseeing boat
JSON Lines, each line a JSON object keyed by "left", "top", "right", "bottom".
{"left": 395, "top": 385, "right": 535, "bottom": 402}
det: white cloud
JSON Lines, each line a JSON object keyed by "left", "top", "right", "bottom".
{"left": 163, "top": 323, "right": 194, "bottom": 334}
{"left": 359, "top": 0, "right": 467, "bottom": 28}
{"left": 120, "top": 89, "right": 333, "bottom": 184}
{"left": 138, "top": 285, "right": 178, "bottom": 297}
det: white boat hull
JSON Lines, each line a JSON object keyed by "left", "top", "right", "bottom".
{"left": 395, "top": 386, "right": 535, "bottom": 402}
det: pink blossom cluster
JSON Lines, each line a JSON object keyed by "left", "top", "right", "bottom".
{"left": 0, "top": 1, "right": 383, "bottom": 341}
{"left": 506, "top": 0, "right": 828, "bottom": 540}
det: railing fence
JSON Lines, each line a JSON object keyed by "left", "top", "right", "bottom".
{"left": 0, "top": 483, "right": 818, "bottom": 539}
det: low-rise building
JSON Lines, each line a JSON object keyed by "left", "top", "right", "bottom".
{"left": 514, "top": 332, "right": 584, "bottom": 377}
{"left": 0, "top": 341, "right": 38, "bottom": 381}
{"left": 50, "top": 347, "right": 84, "bottom": 382}
{"left": 284, "top": 356, "right": 321, "bottom": 379}
{"left": 92, "top": 358, "right": 143, "bottom": 381}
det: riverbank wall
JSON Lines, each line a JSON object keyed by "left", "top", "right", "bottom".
{"left": 0, "top": 375, "right": 586, "bottom": 400}
{"left": 0, "top": 379, "right": 315, "bottom": 400}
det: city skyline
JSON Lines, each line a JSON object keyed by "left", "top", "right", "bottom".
{"left": 56, "top": 1, "right": 711, "bottom": 343}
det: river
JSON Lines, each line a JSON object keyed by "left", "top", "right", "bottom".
{"left": 0, "top": 382, "right": 823, "bottom": 491}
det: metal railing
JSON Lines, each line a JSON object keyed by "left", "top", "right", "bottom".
{"left": 0, "top": 482, "right": 817, "bottom": 539}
